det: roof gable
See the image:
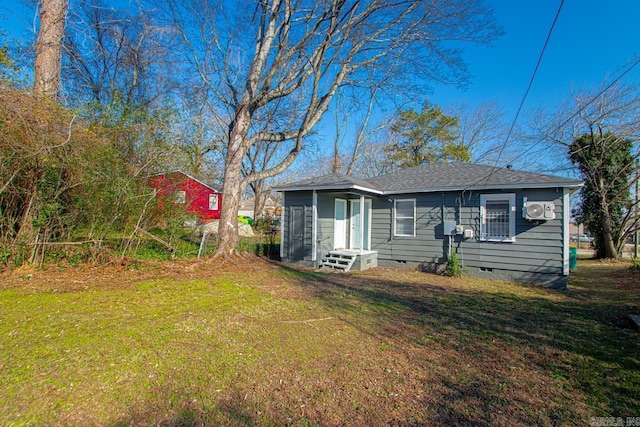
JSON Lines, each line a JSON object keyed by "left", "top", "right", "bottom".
{"left": 151, "top": 170, "right": 219, "bottom": 192}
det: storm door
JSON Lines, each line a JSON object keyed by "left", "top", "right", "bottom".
{"left": 334, "top": 199, "right": 347, "bottom": 250}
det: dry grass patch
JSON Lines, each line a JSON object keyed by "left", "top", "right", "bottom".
{"left": 1, "top": 257, "right": 638, "bottom": 425}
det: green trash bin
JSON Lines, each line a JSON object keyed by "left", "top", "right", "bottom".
{"left": 569, "top": 247, "right": 577, "bottom": 271}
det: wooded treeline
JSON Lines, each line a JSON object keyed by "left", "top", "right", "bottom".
{"left": 2, "top": 0, "right": 505, "bottom": 264}
{"left": 1, "top": 0, "right": 638, "bottom": 265}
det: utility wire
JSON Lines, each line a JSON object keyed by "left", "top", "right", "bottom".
{"left": 460, "top": 0, "right": 564, "bottom": 196}
{"left": 506, "top": 55, "right": 640, "bottom": 165}
{"left": 486, "top": 0, "right": 565, "bottom": 177}
{"left": 459, "top": 54, "right": 640, "bottom": 203}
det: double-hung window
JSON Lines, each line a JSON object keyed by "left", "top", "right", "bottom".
{"left": 394, "top": 199, "right": 416, "bottom": 237}
{"left": 480, "top": 193, "right": 516, "bottom": 242}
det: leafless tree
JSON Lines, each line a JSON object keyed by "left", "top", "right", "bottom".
{"left": 531, "top": 81, "right": 640, "bottom": 257}
{"left": 62, "top": 0, "right": 178, "bottom": 110}
{"left": 60, "top": 0, "right": 184, "bottom": 175}
{"left": 330, "top": 79, "right": 394, "bottom": 176}
{"left": 171, "top": 85, "right": 226, "bottom": 184}
{"left": 452, "top": 101, "right": 511, "bottom": 165}
{"left": 161, "top": 0, "right": 500, "bottom": 256}
{"left": 242, "top": 139, "right": 280, "bottom": 219}
{"left": 529, "top": 81, "right": 640, "bottom": 171}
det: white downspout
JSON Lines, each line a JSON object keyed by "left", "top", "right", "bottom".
{"left": 563, "top": 188, "right": 570, "bottom": 276}
{"left": 312, "top": 190, "right": 317, "bottom": 263}
{"left": 280, "top": 192, "right": 285, "bottom": 259}
{"left": 359, "top": 195, "right": 365, "bottom": 254}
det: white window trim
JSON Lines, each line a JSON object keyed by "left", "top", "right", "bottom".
{"left": 208, "top": 193, "right": 219, "bottom": 210}
{"left": 394, "top": 198, "right": 416, "bottom": 237}
{"left": 480, "top": 193, "right": 516, "bottom": 242}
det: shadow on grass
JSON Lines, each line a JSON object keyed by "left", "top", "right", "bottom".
{"left": 114, "top": 386, "right": 299, "bottom": 427}
{"left": 113, "top": 260, "right": 639, "bottom": 426}
{"left": 273, "top": 261, "right": 640, "bottom": 421}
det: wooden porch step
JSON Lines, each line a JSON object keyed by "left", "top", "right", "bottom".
{"left": 321, "top": 251, "right": 358, "bottom": 272}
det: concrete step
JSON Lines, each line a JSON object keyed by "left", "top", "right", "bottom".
{"left": 321, "top": 252, "right": 357, "bottom": 271}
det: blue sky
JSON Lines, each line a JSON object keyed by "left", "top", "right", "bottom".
{"left": 430, "top": 0, "right": 640, "bottom": 117}
{"left": 2, "top": 0, "right": 638, "bottom": 164}
{"left": 3, "top": 0, "right": 637, "bottom": 114}
{"left": 3, "top": 0, "right": 638, "bottom": 109}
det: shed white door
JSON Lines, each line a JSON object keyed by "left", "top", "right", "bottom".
{"left": 334, "top": 199, "right": 347, "bottom": 249}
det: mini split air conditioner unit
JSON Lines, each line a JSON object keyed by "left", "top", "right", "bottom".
{"left": 523, "top": 199, "right": 555, "bottom": 221}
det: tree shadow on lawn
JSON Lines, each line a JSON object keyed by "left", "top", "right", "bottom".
{"left": 113, "top": 261, "right": 639, "bottom": 426}
{"left": 274, "top": 262, "right": 640, "bottom": 421}
{"left": 113, "top": 386, "right": 259, "bottom": 427}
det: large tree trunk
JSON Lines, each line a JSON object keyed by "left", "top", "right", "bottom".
{"left": 34, "top": 0, "right": 67, "bottom": 99}
{"left": 599, "top": 196, "right": 619, "bottom": 258}
{"left": 251, "top": 180, "right": 265, "bottom": 221}
{"left": 216, "top": 108, "right": 251, "bottom": 257}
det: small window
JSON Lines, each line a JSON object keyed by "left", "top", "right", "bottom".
{"left": 480, "top": 193, "right": 516, "bottom": 242}
{"left": 394, "top": 199, "right": 416, "bottom": 237}
{"left": 174, "top": 190, "right": 186, "bottom": 204}
{"left": 209, "top": 193, "right": 219, "bottom": 210}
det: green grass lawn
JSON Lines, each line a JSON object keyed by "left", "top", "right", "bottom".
{"left": 1, "top": 258, "right": 638, "bottom": 425}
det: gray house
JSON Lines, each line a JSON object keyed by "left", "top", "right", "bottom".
{"left": 274, "top": 163, "right": 583, "bottom": 288}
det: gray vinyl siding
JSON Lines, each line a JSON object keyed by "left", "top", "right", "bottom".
{"left": 458, "top": 189, "right": 565, "bottom": 275}
{"left": 316, "top": 193, "right": 339, "bottom": 260}
{"left": 372, "top": 188, "right": 566, "bottom": 285}
{"left": 282, "top": 191, "right": 314, "bottom": 264}
{"left": 283, "top": 187, "right": 567, "bottom": 287}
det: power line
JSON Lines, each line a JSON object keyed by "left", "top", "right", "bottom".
{"left": 507, "top": 55, "right": 640, "bottom": 165}
{"left": 488, "top": 0, "right": 565, "bottom": 173}
{"left": 462, "top": 0, "right": 564, "bottom": 195}
{"left": 459, "top": 54, "right": 640, "bottom": 201}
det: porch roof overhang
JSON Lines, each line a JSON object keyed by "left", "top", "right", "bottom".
{"left": 274, "top": 183, "right": 383, "bottom": 195}
{"left": 273, "top": 173, "right": 383, "bottom": 195}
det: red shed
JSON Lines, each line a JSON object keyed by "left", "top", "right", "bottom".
{"left": 148, "top": 171, "right": 222, "bottom": 222}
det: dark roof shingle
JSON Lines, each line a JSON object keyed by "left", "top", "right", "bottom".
{"left": 367, "top": 163, "right": 582, "bottom": 193}
{"left": 275, "top": 164, "right": 583, "bottom": 194}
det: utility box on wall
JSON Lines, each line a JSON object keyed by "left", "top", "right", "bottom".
{"left": 443, "top": 220, "right": 457, "bottom": 236}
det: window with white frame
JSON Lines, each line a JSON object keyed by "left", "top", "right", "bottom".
{"left": 480, "top": 193, "right": 516, "bottom": 242}
{"left": 174, "top": 190, "right": 186, "bottom": 204}
{"left": 394, "top": 199, "right": 416, "bottom": 237}
{"left": 209, "top": 193, "right": 219, "bottom": 210}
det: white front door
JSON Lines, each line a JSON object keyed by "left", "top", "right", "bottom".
{"left": 334, "top": 199, "right": 347, "bottom": 249}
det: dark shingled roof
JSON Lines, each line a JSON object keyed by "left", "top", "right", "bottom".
{"left": 367, "top": 163, "right": 583, "bottom": 193}
{"left": 274, "top": 164, "right": 582, "bottom": 194}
